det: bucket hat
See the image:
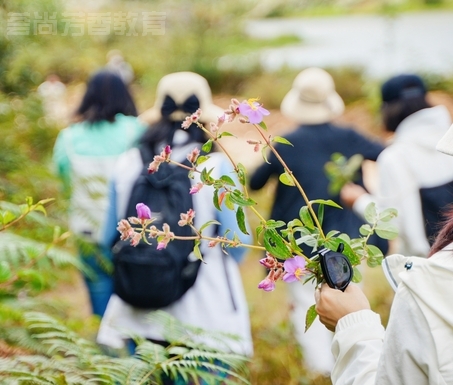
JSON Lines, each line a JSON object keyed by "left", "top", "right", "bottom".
{"left": 140, "top": 71, "right": 224, "bottom": 125}
{"left": 280, "top": 67, "right": 345, "bottom": 124}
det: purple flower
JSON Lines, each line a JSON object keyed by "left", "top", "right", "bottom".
{"left": 258, "top": 277, "right": 276, "bottom": 292}
{"left": 282, "top": 256, "right": 307, "bottom": 283}
{"left": 238, "top": 98, "right": 270, "bottom": 124}
{"left": 136, "top": 203, "right": 152, "bottom": 220}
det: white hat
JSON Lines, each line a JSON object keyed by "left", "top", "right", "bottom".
{"left": 437, "top": 123, "right": 453, "bottom": 156}
{"left": 280, "top": 67, "right": 345, "bottom": 125}
{"left": 139, "top": 71, "right": 224, "bottom": 125}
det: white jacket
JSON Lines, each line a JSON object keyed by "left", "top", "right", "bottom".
{"left": 97, "top": 145, "right": 254, "bottom": 356}
{"left": 354, "top": 106, "right": 453, "bottom": 257}
{"left": 331, "top": 246, "right": 453, "bottom": 385}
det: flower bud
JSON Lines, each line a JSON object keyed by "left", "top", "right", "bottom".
{"left": 136, "top": 203, "right": 152, "bottom": 220}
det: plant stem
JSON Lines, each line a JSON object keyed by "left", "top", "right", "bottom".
{"left": 254, "top": 125, "right": 326, "bottom": 240}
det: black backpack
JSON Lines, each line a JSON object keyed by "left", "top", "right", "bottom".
{"left": 112, "top": 145, "right": 202, "bottom": 309}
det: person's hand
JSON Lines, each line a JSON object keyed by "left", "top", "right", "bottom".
{"left": 315, "top": 283, "right": 370, "bottom": 332}
{"left": 340, "top": 183, "right": 367, "bottom": 209}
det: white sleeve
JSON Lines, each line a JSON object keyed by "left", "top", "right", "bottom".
{"left": 331, "top": 310, "right": 385, "bottom": 385}
{"left": 374, "top": 285, "right": 434, "bottom": 385}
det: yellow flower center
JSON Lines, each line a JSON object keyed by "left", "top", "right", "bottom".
{"left": 246, "top": 98, "right": 260, "bottom": 110}
{"left": 295, "top": 267, "right": 305, "bottom": 280}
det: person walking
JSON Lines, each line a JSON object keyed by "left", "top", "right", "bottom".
{"left": 52, "top": 70, "right": 146, "bottom": 317}
{"left": 340, "top": 74, "right": 453, "bottom": 257}
{"left": 249, "top": 67, "right": 387, "bottom": 377}
{"left": 96, "top": 72, "right": 254, "bottom": 373}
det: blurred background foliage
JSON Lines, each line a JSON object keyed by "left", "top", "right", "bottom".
{"left": 1, "top": 0, "right": 453, "bottom": 383}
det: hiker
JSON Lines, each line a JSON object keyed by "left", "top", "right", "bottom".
{"left": 314, "top": 124, "right": 453, "bottom": 385}
{"left": 249, "top": 67, "right": 387, "bottom": 377}
{"left": 340, "top": 73, "right": 453, "bottom": 258}
{"left": 52, "top": 70, "right": 146, "bottom": 317}
{"left": 97, "top": 72, "right": 254, "bottom": 364}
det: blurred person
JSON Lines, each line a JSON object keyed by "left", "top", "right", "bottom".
{"left": 341, "top": 74, "right": 453, "bottom": 257}
{"left": 96, "top": 72, "right": 253, "bottom": 382}
{"left": 105, "top": 49, "right": 134, "bottom": 86}
{"left": 249, "top": 67, "right": 387, "bottom": 377}
{"left": 314, "top": 123, "right": 453, "bottom": 385}
{"left": 37, "top": 74, "right": 68, "bottom": 125}
{"left": 52, "top": 70, "right": 146, "bottom": 317}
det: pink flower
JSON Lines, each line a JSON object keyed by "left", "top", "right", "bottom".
{"left": 238, "top": 98, "right": 270, "bottom": 124}
{"left": 189, "top": 182, "right": 204, "bottom": 195}
{"left": 282, "top": 256, "right": 307, "bottom": 283}
{"left": 178, "top": 209, "right": 196, "bottom": 226}
{"left": 136, "top": 203, "right": 152, "bottom": 220}
{"left": 258, "top": 277, "right": 276, "bottom": 292}
{"left": 156, "top": 241, "right": 167, "bottom": 250}
{"left": 187, "top": 147, "right": 200, "bottom": 164}
{"left": 130, "top": 232, "right": 142, "bottom": 247}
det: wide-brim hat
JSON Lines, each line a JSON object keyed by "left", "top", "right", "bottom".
{"left": 139, "top": 71, "right": 224, "bottom": 125}
{"left": 437, "top": 123, "right": 453, "bottom": 156}
{"left": 280, "top": 67, "right": 345, "bottom": 125}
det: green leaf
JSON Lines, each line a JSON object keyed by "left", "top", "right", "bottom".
{"left": 296, "top": 234, "right": 318, "bottom": 248}
{"left": 228, "top": 190, "right": 256, "bottom": 206}
{"left": 199, "top": 220, "right": 221, "bottom": 233}
{"left": 375, "top": 221, "right": 399, "bottom": 240}
{"left": 364, "top": 202, "right": 377, "bottom": 224}
{"left": 236, "top": 207, "right": 249, "bottom": 235}
{"left": 193, "top": 241, "right": 204, "bottom": 262}
{"left": 352, "top": 267, "right": 362, "bottom": 283}
{"left": 2, "top": 211, "right": 16, "bottom": 225}
{"left": 261, "top": 146, "right": 270, "bottom": 164}
{"left": 367, "top": 244, "right": 384, "bottom": 259}
{"left": 310, "top": 199, "right": 343, "bottom": 209}
{"left": 32, "top": 204, "right": 47, "bottom": 216}
{"left": 379, "top": 207, "right": 398, "bottom": 222}
{"left": 0, "top": 261, "right": 12, "bottom": 282}
{"left": 237, "top": 163, "right": 247, "bottom": 186}
{"left": 195, "top": 155, "right": 210, "bottom": 167}
{"left": 256, "top": 225, "right": 264, "bottom": 242}
{"left": 258, "top": 121, "right": 267, "bottom": 130}
{"left": 265, "top": 219, "right": 286, "bottom": 229}
{"left": 201, "top": 140, "right": 213, "bottom": 153}
{"left": 305, "top": 304, "right": 318, "bottom": 332}
{"left": 299, "top": 206, "right": 314, "bottom": 230}
{"left": 218, "top": 131, "right": 235, "bottom": 138}
{"left": 279, "top": 172, "right": 295, "bottom": 186}
{"left": 317, "top": 204, "right": 324, "bottom": 226}
{"left": 263, "top": 228, "right": 292, "bottom": 259}
{"left": 212, "top": 189, "right": 221, "bottom": 211}
{"left": 219, "top": 175, "right": 236, "bottom": 186}
{"left": 224, "top": 193, "right": 235, "bottom": 210}
{"left": 359, "top": 224, "right": 373, "bottom": 236}
{"left": 272, "top": 136, "right": 293, "bottom": 146}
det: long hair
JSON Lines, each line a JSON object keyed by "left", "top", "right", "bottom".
{"left": 139, "top": 118, "right": 207, "bottom": 155}
{"left": 429, "top": 205, "right": 453, "bottom": 256}
{"left": 76, "top": 71, "right": 137, "bottom": 123}
{"left": 382, "top": 95, "right": 431, "bottom": 133}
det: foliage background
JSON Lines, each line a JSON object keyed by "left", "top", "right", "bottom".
{"left": 2, "top": 0, "right": 453, "bottom": 383}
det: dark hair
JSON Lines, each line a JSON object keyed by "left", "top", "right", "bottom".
{"left": 380, "top": 74, "right": 430, "bottom": 132}
{"left": 140, "top": 118, "right": 207, "bottom": 154}
{"left": 76, "top": 70, "right": 137, "bottom": 123}
{"left": 429, "top": 205, "right": 453, "bottom": 256}
{"left": 381, "top": 95, "right": 431, "bottom": 133}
